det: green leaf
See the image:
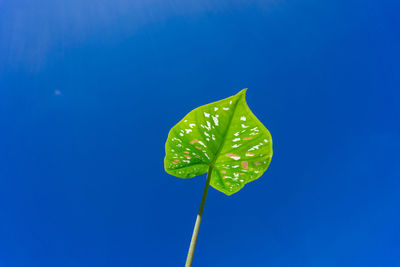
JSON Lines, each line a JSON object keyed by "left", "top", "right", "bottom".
{"left": 164, "top": 89, "right": 273, "bottom": 195}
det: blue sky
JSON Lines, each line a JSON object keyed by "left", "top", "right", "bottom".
{"left": 0, "top": 0, "right": 399, "bottom": 266}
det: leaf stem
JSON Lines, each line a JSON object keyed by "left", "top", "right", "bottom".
{"left": 185, "top": 166, "right": 213, "bottom": 267}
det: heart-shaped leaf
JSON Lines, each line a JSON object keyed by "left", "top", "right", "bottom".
{"left": 164, "top": 89, "right": 273, "bottom": 195}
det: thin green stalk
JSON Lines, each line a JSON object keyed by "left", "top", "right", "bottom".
{"left": 185, "top": 166, "right": 213, "bottom": 267}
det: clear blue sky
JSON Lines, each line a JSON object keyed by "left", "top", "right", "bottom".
{"left": 0, "top": 1, "right": 399, "bottom": 266}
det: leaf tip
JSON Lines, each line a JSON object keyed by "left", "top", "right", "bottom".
{"left": 238, "top": 88, "right": 248, "bottom": 96}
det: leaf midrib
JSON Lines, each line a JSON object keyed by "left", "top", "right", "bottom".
{"left": 209, "top": 94, "right": 243, "bottom": 168}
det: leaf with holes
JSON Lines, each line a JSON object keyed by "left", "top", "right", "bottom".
{"left": 164, "top": 89, "right": 273, "bottom": 196}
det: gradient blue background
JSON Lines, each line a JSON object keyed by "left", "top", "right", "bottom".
{"left": 1, "top": 1, "right": 399, "bottom": 266}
